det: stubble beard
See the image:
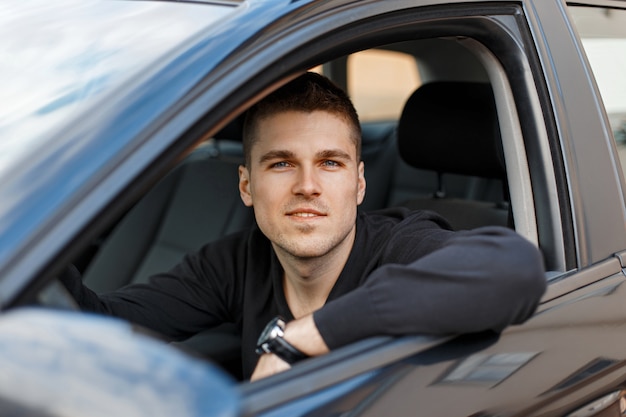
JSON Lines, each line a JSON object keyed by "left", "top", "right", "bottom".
{"left": 272, "top": 223, "right": 355, "bottom": 262}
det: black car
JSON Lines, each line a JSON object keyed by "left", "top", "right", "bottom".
{"left": 1, "top": 0, "right": 626, "bottom": 415}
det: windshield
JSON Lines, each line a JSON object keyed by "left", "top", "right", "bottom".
{"left": 0, "top": 0, "right": 235, "bottom": 177}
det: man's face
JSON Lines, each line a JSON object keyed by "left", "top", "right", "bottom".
{"left": 239, "top": 110, "right": 366, "bottom": 260}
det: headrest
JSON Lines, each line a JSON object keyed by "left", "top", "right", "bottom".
{"left": 398, "top": 82, "right": 505, "bottom": 178}
{"left": 214, "top": 114, "right": 245, "bottom": 141}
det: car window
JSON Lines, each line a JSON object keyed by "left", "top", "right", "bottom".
{"left": 347, "top": 49, "right": 421, "bottom": 122}
{"left": 29, "top": 2, "right": 553, "bottom": 390}
{"left": 568, "top": 7, "right": 626, "bottom": 171}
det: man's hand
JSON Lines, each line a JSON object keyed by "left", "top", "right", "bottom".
{"left": 251, "top": 314, "right": 329, "bottom": 381}
{"left": 250, "top": 352, "right": 291, "bottom": 381}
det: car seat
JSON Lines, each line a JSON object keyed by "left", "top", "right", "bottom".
{"left": 396, "top": 81, "right": 510, "bottom": 230}
{"left": 82, "top": 140, "right": 253, "bottom": 291}
{"left": 359, "top": 120, "right": 398, "bottom": 211}
{"left": 81, "top": 120, "right": 252, "bottom": 378}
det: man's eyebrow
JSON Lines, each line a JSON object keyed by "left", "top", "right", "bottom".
{"left": 258, "top": 150, "right": 296, "bottom": 164}
{"left": 317, "top": 149, "right": 353, "bottom": 161}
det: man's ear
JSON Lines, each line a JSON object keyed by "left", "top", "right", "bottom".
{"left": 357, "top": 160, "right": 366, "bottom": 205}
{"left": 239, "top": 165, "right": 253, "bottom": 207}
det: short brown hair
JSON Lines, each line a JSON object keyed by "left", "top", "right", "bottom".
{"left": 242, "top": 72, "right": 361, "bottom": 167}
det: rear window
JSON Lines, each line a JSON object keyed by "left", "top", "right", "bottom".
{"left": 568, "top": 7, "right": 626, "bottom": 164}
{"left": 347, "top": 49, "right": 421, "bottom": 122}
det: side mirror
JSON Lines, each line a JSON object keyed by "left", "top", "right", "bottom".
{"left": 0, "top": 308, "right": 241, "bottom": 417}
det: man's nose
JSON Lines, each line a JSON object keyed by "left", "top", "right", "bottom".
{"left": 292, "top": 166, "right": 321, "bottom": 197}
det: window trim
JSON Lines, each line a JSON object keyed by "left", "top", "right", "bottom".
{"left": 465, "top": 38, "right": 543, "bottom": 251}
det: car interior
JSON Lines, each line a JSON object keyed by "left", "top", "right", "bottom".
{"left": 65, "top": 37, "right": 525, "bottom": 380}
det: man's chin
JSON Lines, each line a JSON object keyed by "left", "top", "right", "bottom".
{"left": 270, "top": 226, "right": 356, "bottom": 260}
{"left": 286, "top": 245, "right": 329, "bottom": 260}
{"left": 273, "top": 238, "right": 333, "bottom": 260}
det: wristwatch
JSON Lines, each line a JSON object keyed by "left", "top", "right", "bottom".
{"left": 255, "top": 316, "right": 309, "bottom": 364}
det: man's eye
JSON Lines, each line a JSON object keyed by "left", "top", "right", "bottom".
{"left": 272, "top": 161, "right": 291, "bottom": 168}
{"left": 322, "top": 160, "right": 340, "bottom": 167}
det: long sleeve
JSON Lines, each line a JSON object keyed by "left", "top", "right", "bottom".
{"left": 59, "top": 264, "right": 112, "bottom": 314}
{"left": 58, "top": 230, "right": 252, "bottom": 341}
{"left": 314, "top": 226, "right": 546, "bottom": 349}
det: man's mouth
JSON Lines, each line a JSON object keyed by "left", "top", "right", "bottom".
{"left": 291, "top": 212, "right": 318, "bottom": 218}
{"left": 286, "top": 209, "right": 326, "bottom": 218}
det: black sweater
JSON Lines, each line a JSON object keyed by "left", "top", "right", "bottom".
{"left": 61, "top": 207, "right": 547, "bottom": 378}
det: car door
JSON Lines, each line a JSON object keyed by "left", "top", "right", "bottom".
{"left": 226, "top": 1, "right": 626, "bottom": 416}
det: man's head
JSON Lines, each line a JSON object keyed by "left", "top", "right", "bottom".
{"left": 242, "top": 72, "right": 361, "bottom": 168}
{"left": 238, "top": 72, "right": 366, "bottom": 261}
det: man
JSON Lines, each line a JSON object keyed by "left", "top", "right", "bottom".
{"left": 61, "top": 72, "right": 546, "bottom": 381}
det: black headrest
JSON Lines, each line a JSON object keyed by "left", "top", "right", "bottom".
{"left": 214, "top": 114, "right": 245, "bottom": 141}
{"left": 397, "top": 82, "right": 505, "bottom": 178}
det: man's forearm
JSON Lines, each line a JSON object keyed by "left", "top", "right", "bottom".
{"left": 284, "top": 314, "right": 329, "bottom": 356}
{"left": 314, "top": 226, "right": 547, "bottom": 349}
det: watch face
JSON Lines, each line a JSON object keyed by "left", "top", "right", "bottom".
{"left": 256, "top": 317, "right": 285, "bottom": 350}
{"left": 257, "top": 320, "right": 274, "bottom": 344}
{"left": 255, "top": 316, "right": 308, "bottom": 363}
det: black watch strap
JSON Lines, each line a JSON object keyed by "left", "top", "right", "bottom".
{"left": 256, "top": 316, "right": 309, "bottom": 364}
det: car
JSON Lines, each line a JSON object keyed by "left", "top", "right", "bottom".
{"left": 1, "top": 0, "right": 626, "bottom": 415}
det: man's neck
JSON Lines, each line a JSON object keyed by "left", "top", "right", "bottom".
{"left": 275, "top": 228, "right": 356, "bottom": 319}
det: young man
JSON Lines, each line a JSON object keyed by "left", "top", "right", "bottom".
{"left": 61, "top": 72, "right": 546, "bottom": 381}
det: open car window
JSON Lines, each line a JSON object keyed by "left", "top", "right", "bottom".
{"left": 51, "top": 10, "right": 551, "bottom": 385}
